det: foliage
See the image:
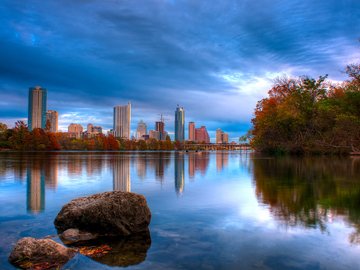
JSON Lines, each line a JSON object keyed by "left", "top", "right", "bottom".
{"left": 251, "top": 65, "right": 360, "bottom": 154}
{"left": 0, "top": 123, "right": 179, "bottom": 151}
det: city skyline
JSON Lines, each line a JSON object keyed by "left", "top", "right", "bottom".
{"left": 24, "top": 88, "right": 232, "bottom": 142}
{"left": 1, "top": 1, "right": 357, "bottom": 142}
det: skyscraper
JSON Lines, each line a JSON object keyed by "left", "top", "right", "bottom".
{"left": 114, "top": 103, "right": 131, "bottom": 139}
{"left": 46, "top": 110, "right": 58, "bottom": 132}
{"left": 28, "top": 86, "right": 47, "bottom": 130}
{"left": 216, "top": 128, "right": 229, "bottom": 144}
{"left": 195, "top": 126, "right": 210, "bottom": 143}
{"left": 189, "top": 122, "right": 195, "bottom": 141}
{"left": 175, "top": 105, "right": 185, "bottom": 142}
{"left": 136, "top": 120, "right": 147, "bottom": 139}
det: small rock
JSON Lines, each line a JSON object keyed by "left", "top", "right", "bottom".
{"left": 54, "top": 191, "right": 151, "bottom": 237}
{"left": 60, "top": 228, "right": 98, "bottom": 245}
{"left": 8, "top": 237, "right": 75, "bottom": 269}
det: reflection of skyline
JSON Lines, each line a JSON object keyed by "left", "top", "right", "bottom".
{"left": 188, "top": 152, "right": 210, "bottom": 178}
{"left": 113, "top": 156, "right": 131, "bottom": 192}
{"left": 44, "top": 157, "right": 58, "bottom": 189}
{"left": 175, "top": 153, "right": 185, "bottom": 194}
{"left": 216, "top": 152, "right": 229, "bottom": 172}
{"left": 27, "top": 160, "right": 45, "bottom": 214}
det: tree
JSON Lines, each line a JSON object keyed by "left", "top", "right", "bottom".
{"left": 251, "top": 66, "right": 360, "bottom": 154}
{"left": 9, "top": 121, "right": 30, "bottom": 150}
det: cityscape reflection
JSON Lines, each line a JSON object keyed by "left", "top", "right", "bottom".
{"left": 112, "top": 155, "right": 131, "bottom": 192}
{"left": 26, "top": 159, "right": 45, "bottom": 214}
{"left": 175, "top": 152, "right": 185, "bottom": 194}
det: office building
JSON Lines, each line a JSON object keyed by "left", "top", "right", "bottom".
{"left": 114, "top": 103, "right": 131, "bottom": 139}
{"left": 175, "top": 105, "right": 185, "bottom": 142}
{"left": 46, "top": 110, "right": 58, "bottom": 132}
{"left": 216, "top": 128, "right": 229, "bottom": 144}
{"left": 195, "top": 126, "right": 210, "bottom": 143}
{"left": 136, "top": 120, "right": 147, "bottom": 139}
{"left": 68, "top": 123, "right": 83, "bottom": 139}
{"left": 189, "top": 122, "right": 195, "bottom": 141}
{"left": 85, "top": 123, "right": 102, "bottom": 137}
{"left": 28, "top": 86, "right": 47, "bottom": 130}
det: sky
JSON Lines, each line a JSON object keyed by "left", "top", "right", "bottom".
{"left": 0, "top": 0, "right": 359, "bottom": 141}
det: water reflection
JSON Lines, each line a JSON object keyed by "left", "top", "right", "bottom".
{"left": 175, "top": 152, "right": 185, "bottom": 194}
{"left": 216, "top": 152, "right": 229, "bottom": 172}
{"left": 188, "top": 152, "right": 209, "bottom": 178}
{"left": 112, "top": 156, "right": 131, "bottom": 192}
{"left": 252, "top": 156, "right": 360, "bottom": 243}
{"left": 27, "top": 159, "right": 45, "bottom": 214}
{"left": 83, "top": 231, "right": 151, "bottom": 267}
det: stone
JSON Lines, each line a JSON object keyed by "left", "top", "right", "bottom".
{"left": 60, "top": 228, "right": 98, "bottom": 245}
{"left": 8, "top": 237, "right": 75, "bottom": 269}
{"left": 54, "top": 191, "right": 151, "bottom": 237}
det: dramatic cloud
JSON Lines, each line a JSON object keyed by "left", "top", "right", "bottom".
{"left": 0, "top": 0, "right": 359, "bottom": 140}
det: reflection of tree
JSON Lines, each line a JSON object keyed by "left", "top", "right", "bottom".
{"left": 0, "top": 153, "right": 27, "bottom": 182}
{"left": 253, "top": 156, "right": 360, "bottom": 240}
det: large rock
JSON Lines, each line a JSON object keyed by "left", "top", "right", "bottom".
{"left": 54, "top": 191, "right": 151, "bottom": 237}
{"left": 8, "top": 237, "right": 75, "bottom": 269}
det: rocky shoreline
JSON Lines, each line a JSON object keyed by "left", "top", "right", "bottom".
{"left": 9, "top": 191, "right": 152, "bottom": 269}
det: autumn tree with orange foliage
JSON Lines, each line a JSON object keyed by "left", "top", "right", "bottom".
{"left": 251, "top": 65, "right": 360, "bottom": 154}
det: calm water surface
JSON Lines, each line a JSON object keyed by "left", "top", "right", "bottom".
{"left": 0, "top": 151, "right": 359, "bottom": 269}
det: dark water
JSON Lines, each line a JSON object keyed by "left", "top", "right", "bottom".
{"left": 0, "top": 151, "right": 360, "bottom": 270}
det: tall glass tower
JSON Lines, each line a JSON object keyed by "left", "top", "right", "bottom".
{"left": 175, "top": 105, "right": 185, "bottom": 142}
{"left": 28, "top": 86, "right": 47, "bottom": 130}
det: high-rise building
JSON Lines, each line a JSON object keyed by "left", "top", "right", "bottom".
{"left": 216, "top": 128, "right": 222, "bottom": 144}
{"left": 216, "top": 128, "right": 229, "bottom": 144}
{"left": 68, "top": 123, "right": 83, "bottom": 139}
{"left": 46, "top": 110, "right": 58, "bottom": 132}
{"left": 195, "top": 126, "right": 210, "bottom": 143}
{"left": 28, "top": 86, "right": 47, "bottom": 130}
{"left": 189, "top": 122, "right": 195, "bottom": 141}
{"left": 175, "top": 105, "right": 185, "bottom": 142}
{"left": 155, "top": 121, "right": 166, "bottom": 140}
{"left": 223, "top": 133, "right": 229, "bottom": 143}
{"left": 85, "top": 123, "right": 102, "bottom": 137}
{"left": 114, "top": 103, "right": 131, "bottom": 139}
{"left": 136, "top": 120, "right": 147, "bottom": 139}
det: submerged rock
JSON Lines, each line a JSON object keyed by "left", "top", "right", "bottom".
{"left": 54, "top": 191, "right": 151, "bottom": 237}
{"left": 60, "top": 228, "right": 98, "bottom": 245}
{"left": 77, "top": 230, "right": 151, "bottom": 267}
{"left": 8, "top": 237, "right": 75, "bottom": 269}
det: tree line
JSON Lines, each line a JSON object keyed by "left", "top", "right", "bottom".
{"left": 0, "top": 121, "right": 178, "bottom": 151}
{"left": 250, "top": 64, "right": 360, "bottom": 154}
